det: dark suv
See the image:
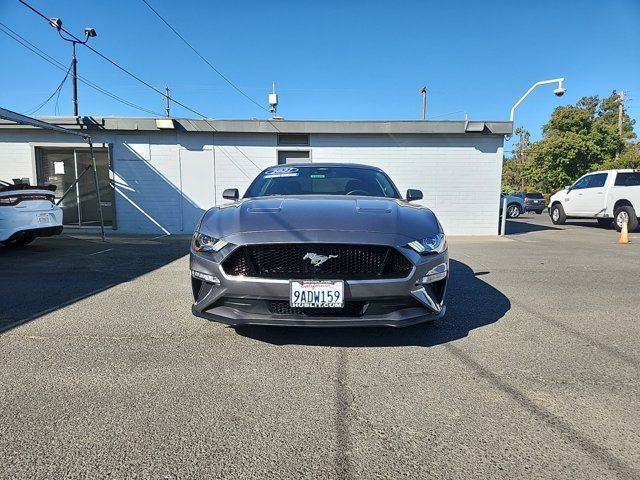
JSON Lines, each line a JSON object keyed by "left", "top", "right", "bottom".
{"left": 515, "top": 192, "right": 546, "bottom": 214}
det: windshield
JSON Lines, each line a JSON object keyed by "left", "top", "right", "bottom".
{"left": 244, "top": 166, "right": 401, "bottom": 199}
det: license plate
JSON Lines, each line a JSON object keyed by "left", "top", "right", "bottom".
{"left": 290, "top": 280, "right": 344, "bottom": 308}
{"left": 37, "top": 214, "right": 50, "bottom": 224}
{"left": 534, "top": 200, "right": 540, "bottom": 204}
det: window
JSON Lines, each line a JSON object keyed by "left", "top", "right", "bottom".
{"left": 571, "top": 176, "right": 590, "bottom": 190}
{"left": 588, "top": 173, "right": 608, "bottom": 188}
{"left": 277, "top": 134, "right": 309, "bottom": 146}
{"left": 36, "top": 147, "right": 114, "bottom": 226}
{"left": 525, "top": 192, "right": 544, "bottom": 199}
{"left": 614, "top": 172, "right": 640, "bottom": 187}
{"left": 245, "top": 165, "right": 401, "bottom": 199}
{"left": 572, "top": 173, "right": 607, "bottom": 190}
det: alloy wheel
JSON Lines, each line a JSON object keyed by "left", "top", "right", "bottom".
{"left": 617, "top": 211, "right": 629, "bottom": 228}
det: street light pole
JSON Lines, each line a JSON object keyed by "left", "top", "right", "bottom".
{"left": 49, "top": 18, "right": 97, "bottom": 116}
{"left": 509, "top": 77, "right": 566, "bottom": 122}
{"left": 71, "top": 42, "right": 79, "bottom": 116}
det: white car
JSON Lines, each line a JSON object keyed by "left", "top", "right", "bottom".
{"left": 549, "top": 169, "right": 640, "bottom": 231}
{"left": 0, "top": 180, "right": 63, "bottom": 246}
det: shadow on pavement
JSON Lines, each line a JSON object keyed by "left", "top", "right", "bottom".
{"left": 505, "top": 217, "right": 562, "bottom": 235}
{"left": 234, "top": 259, "right": 511, "bottom": 347}
{"left": 0, "top": 234, "right": 191, "bottom": 333}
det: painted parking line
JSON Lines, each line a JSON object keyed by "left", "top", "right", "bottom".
{"left": 88, "top": 248, "right": 114, "bottom": 256}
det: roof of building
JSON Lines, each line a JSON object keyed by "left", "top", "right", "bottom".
{"left": 0, "top": 116, "right": 513, "bottom": 135}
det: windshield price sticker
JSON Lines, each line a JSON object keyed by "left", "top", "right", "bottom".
{"left": 290, "top": 280, "right": 344, "bottom": 308}
{"left": 264, "top": 167, "right": 300, "bottom": 178}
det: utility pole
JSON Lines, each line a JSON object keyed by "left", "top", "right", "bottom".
{"left": 49, "top": 18, "right": 97, "bottom": 116}
{"left": 421, "top": 87, "right": 427, "bottom": 120}
{"left": 71, "top": 43, "right": 79, "bottom": 116}
{"left": 618, "top": 90, "right": 625, "bottom": 137}
{"left": 616, "top": 90, "right": 625, "bottom": 160}
{"left": 165, "top": 85, "right": 171, "bottom": 118}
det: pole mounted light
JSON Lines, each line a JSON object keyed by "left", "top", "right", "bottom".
{"left": 509, "top": 77, "right": 566, "bottom": 122}
{"left": 49, "top": 17, "right": 98, "bottom": 116}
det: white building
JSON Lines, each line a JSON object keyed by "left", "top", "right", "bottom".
{"left": 0, "top": 117, "right": 512, "bottom": 235}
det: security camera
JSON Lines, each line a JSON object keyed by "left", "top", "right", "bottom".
{"left": 49, "top": 17, "right": 62, "bottom": 30}
{"left": 553, "top": 87, "right": 566, "bottom": 97}
{"left": 84, "top": 27, "right": 97, "bottom": 38}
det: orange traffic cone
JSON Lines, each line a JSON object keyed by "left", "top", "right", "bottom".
{"left": 618, "top": 220, "right": 631, "bottom": 244}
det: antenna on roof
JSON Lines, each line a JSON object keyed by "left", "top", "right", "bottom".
{"left": 268, "top": 81, "right": 279, "bottom": 118}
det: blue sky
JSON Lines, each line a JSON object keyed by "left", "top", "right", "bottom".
{"left": 1, "top": 0, "right": 638, "bottom": 152}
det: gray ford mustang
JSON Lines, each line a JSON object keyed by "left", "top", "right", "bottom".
{"left": 189, "top": 163, "right": 448, "bottom": 327}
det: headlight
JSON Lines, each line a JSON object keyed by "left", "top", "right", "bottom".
{"left": 192, "top": 232, "right": 229, "bottom": 253}
{"left": 408, "top": 232, "right": 447, "bottom": 254}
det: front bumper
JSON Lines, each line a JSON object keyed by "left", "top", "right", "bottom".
{"left": 190, "top": 244, "right": 448, "bottom": 328}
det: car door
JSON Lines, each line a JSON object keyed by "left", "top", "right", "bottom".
{"left": 565, "top": 173, "right": 608, "bottom": 216}
{"left": 563, "top": 175, "right": 591, "bottom": 215}
{"left": 579, "top": 173, "right": 608, "bottom": 215}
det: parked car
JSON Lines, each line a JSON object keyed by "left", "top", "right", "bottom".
{"left": 190, "top": 163, "right": 448, "bottom": 327}
{"left": 516, "top": 192, "right": 546, "bottom": 214}
{"left": 0, "top": 180, "right": 63, "bottom": 246}
{"left": 549, "top": 169, "right": 640, "bottom": 231}
{"left": 499, "top": 193, "right": 525, "bottom": 218}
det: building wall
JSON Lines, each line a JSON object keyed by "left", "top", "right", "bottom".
{"left": 310, "top": 134, "right": 503, "bottom": 235}
{"left": 0, "top": 130, "right": 503, "bottom": 235}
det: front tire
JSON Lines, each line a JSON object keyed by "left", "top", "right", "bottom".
{"left": 550, "top": 204, "right": 566, "bottom": 225}
{"left": 506, "top": 204, "right": 521, "bottom": 218}
{"left": 614, "top": 206, "right": 639, "bottom": 232}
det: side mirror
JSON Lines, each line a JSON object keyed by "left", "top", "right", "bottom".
{"left": 222, "top": 188, "right": 239, "bottom": 201}
{"left": 564, "top": 185, "right": 572, "bottom": 192}
{"left": 406, "top": 189, "right": 423, "bottom": 202}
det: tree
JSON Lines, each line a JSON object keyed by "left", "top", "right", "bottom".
{"left": 521, "top": 91, "right": 637, "bottom": 193}
{"left": 598, "top": 90, "right": 636, "bottom": 140}
{"left": 502, "top": 127, "right": 531, "bottom": 193}
{"left": 600, "top": 142, "right": 640, "bottom": 170}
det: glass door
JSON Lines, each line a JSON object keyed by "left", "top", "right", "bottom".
{"left": 36, "top": 147, "right": 113, "bottom": 226}
{"left": 76, "top": 149, "right": 114, "bottom": 226}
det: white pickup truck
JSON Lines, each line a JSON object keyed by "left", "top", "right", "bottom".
{"left": 549, "top": 169, "right": 640, "bottom": 231}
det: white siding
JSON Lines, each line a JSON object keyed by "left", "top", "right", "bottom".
{"left": 310, "top": 134, "right": 503, "bottom": 235}
{"left": 213, "top": 133, "right": 276, "bottom": 205}
{"left": 0, "top": 129, "right": 504, "bottom": 235}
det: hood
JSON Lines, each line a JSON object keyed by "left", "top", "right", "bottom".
{"left": 550, "top": 189, "right": 567, "bottom": 201}
{"left": 198, "top": 196, "right": 441, "bottom": 243}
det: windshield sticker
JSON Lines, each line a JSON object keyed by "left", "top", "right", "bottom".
{"left": 264, "top": 167, "right": 300, "bottom": 178}
{"left": 310, "top": 174, "right": 325, "bottom": 179}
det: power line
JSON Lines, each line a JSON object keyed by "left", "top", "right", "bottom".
{"left": 23, "top": 60, "right": 72, "bottom": 115}
{"left": 139, "top": 0, "right": 267, "bottom": 113}
{"left": 17, "top": 0, "right": 210, "bottom": 119}
{"left": 11, "top": 3, "right": 268, "bottom": 175}
{"left": 0, "top": 22, "right": 164, "bottom": 116}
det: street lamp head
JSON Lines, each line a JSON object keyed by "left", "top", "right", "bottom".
{"left": 49, "top": 17, "right": 62, "bottom": 30}
{"left": 553, "top": 78, "right": 566, "bottom": 97}
{"left": 84, "top": 27, "right": 97, "bottom": 38}
{"left": 553, "top": 87, "right": 567, "bottom": 97}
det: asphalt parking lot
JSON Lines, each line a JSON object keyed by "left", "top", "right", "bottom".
{"left": 1, "top": 215, "right": 639, "bottom": 479}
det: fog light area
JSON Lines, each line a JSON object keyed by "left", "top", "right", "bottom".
{"left": 417, "top": 263, "right": 448, "bottom": 284}
{"left": 191, "top": 270, "right": 220, "bottom": 284}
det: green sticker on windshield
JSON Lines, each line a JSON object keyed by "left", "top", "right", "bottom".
{"left": 310, "top": 174, "right": 325, "bottom": 179}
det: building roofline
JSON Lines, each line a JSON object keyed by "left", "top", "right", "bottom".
{"left": 0, "top": 116, "right": 513, "bottom": 135}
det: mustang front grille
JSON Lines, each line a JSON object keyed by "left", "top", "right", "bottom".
{"left": 222, "top": 244, "right": 413, "bottom": 280}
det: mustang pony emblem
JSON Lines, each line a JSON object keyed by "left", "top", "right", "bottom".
{"left": 303, "top": 253, "right": 338, "bottom": 267}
